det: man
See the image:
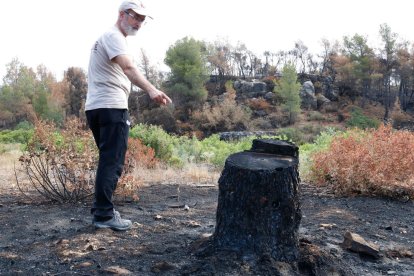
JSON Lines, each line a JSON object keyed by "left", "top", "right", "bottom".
{"left": 85, "top": 0, "right": 172, "bottom": 231}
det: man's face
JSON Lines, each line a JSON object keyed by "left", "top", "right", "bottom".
{"left": 121, "top": 9, "right": 146, "bottom": 36}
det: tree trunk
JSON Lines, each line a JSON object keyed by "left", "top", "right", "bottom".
{"left": 211, "top": 139, "right": 301, "bottom": 262}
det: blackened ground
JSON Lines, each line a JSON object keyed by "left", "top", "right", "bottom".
{"left": 0, "top": 182, "right": 413, "bottom": 275}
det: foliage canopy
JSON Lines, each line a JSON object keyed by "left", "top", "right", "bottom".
{"left": 275, "top": 64, "right": 301, "bottom": 124}
{"left": 164, "top": 37, "right": 208, "bottom": 109}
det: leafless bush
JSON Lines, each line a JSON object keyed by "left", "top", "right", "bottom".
{"left": 249, "top": 117, "right": 273, "bottom": 130}
{"left": 16, "top": 118, "right": 96, "bottom": 203}
{"left": 191, "top": 97, "right": 251, "bottom": 133}
{"left": 246, "top": 97, "right": 272, "bottom": 111}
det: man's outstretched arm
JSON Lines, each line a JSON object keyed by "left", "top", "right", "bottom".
{"left": 113, "top": 54, "right": 172, "bottom": 105}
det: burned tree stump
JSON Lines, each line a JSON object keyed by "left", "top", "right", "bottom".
{"left": 211, "top": 139, "right": 301, "bottom": 261}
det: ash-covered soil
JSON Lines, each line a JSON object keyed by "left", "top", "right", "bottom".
{"left": 0, "top": 183, "right": 413, "bottom": 275}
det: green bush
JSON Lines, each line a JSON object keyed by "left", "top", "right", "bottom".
{"left": 130, "top": 124, "right": 179, "bottom": 164}
{"left": 14, "top": 121, "right": 33, "bottom": 130}
{"left": 0, "top": 129, "right": 33, "bottom": 144}
{"left": 346, "top": 107, "right": 380, "bottom": 129}
{"left": 277, "top": 127, "right": 305, "bottom": 145}
{"left": 198, "top": 134, "right": 254, "bottom": 167}
{"left": 173, "top": 136, "right": 201, "bottom": 162}
{"left": 307, "top": 111, "right": 325, "bottom": 121}
{"left": 130, "top": 123, "right": 293, "bottom": 168}
{"left": 130, "top": 123, "right": 282, "bottom": 168}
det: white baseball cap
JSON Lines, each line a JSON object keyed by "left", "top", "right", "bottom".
{"left": 119, "top": 0, "right": 153, "bottom": 19}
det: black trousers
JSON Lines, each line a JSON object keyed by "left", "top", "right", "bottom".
{"left": 85, "top": 108, "right": 130, "bottom": 218}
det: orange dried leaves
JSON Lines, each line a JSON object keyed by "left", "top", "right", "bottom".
{"left": 311, "top": 124, "right": 414, "bottom": 198}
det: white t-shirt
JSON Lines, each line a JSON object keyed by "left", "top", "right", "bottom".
{"left": 85, "top": 26, "right": 131, "bottom": 111}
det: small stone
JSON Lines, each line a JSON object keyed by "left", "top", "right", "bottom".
{"left": 104, "top": 265, "right": 132, "bottom": 275}
{"left": 74, "top": 261, "right": 93, "bottom": 268}
{"left": 187, "top": 221, "right": 201, "bottom": 228}
{"left": 184, "top": 205, "right": 190, "bottom": 211}
{"left": 201, "top": 233, "right": 212, "bottom": 238}
{"left": 319, "top": 223, "right": 336, "bottom": 229}
{"left": 341, "top": 231, "right": 380, "bottom": 258}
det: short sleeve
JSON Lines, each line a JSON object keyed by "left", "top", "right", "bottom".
{"left": 102, "top": 30, "right": 128, "bottom": 60}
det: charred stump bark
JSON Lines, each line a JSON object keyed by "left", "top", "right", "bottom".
{"left": 211, "top": 139, "right": 301, "bottom": 262}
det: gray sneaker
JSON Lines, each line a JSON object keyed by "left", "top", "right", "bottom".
{"left": 93, "top": 210, "right": 132, "bottom": 231}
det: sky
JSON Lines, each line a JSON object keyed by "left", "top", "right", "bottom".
{"left": 1, "top": 0, "right": 414, "bottom": 81}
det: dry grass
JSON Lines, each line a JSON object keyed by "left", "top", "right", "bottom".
{"left": 0, "top": 144, "right": 22, "bottom": 191}
{"left": 133, "top": 163, "right": 220, "bottom": 186}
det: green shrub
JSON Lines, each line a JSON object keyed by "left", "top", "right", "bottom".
{"left": 168, "top": 133, "right": 252, "bottom": 167}
{"left": 130, "top": 123, "right": 289, "bottom": 168}
{"left": 198, "top": 134, "right": 254, "bottom": 167}
{"left": 14, "top": 121, "right": 33, "bottom": 130}
{"left": 307, "top": 111, "right": 325, "bottom": 121}
{"left": 277, "top": 127, "right": 305, "bottom": 145}
{"left": 165, "top": 135, "right": 201, "bottom": 168}
{"left": 346, "top": 107, "right": 380, "bottom": 129}
{"left": 130, "top": 123, "right": 179, "bottom": 164}
{"left": 300, "top": 124, "right": 325, "bottom": 135}
{"left": 0, "top": 129, "right": 33, "bottom": 144}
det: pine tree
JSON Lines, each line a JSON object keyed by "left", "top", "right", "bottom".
{"left": 275, "top": 64, "right": 301, "bottom": 124}
{"left": 164, "top": 37, "right": 208, "bottom": 116}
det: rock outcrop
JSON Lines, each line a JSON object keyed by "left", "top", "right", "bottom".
{"left": 300, "top": 81, "right": 318, "bottom": 110}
